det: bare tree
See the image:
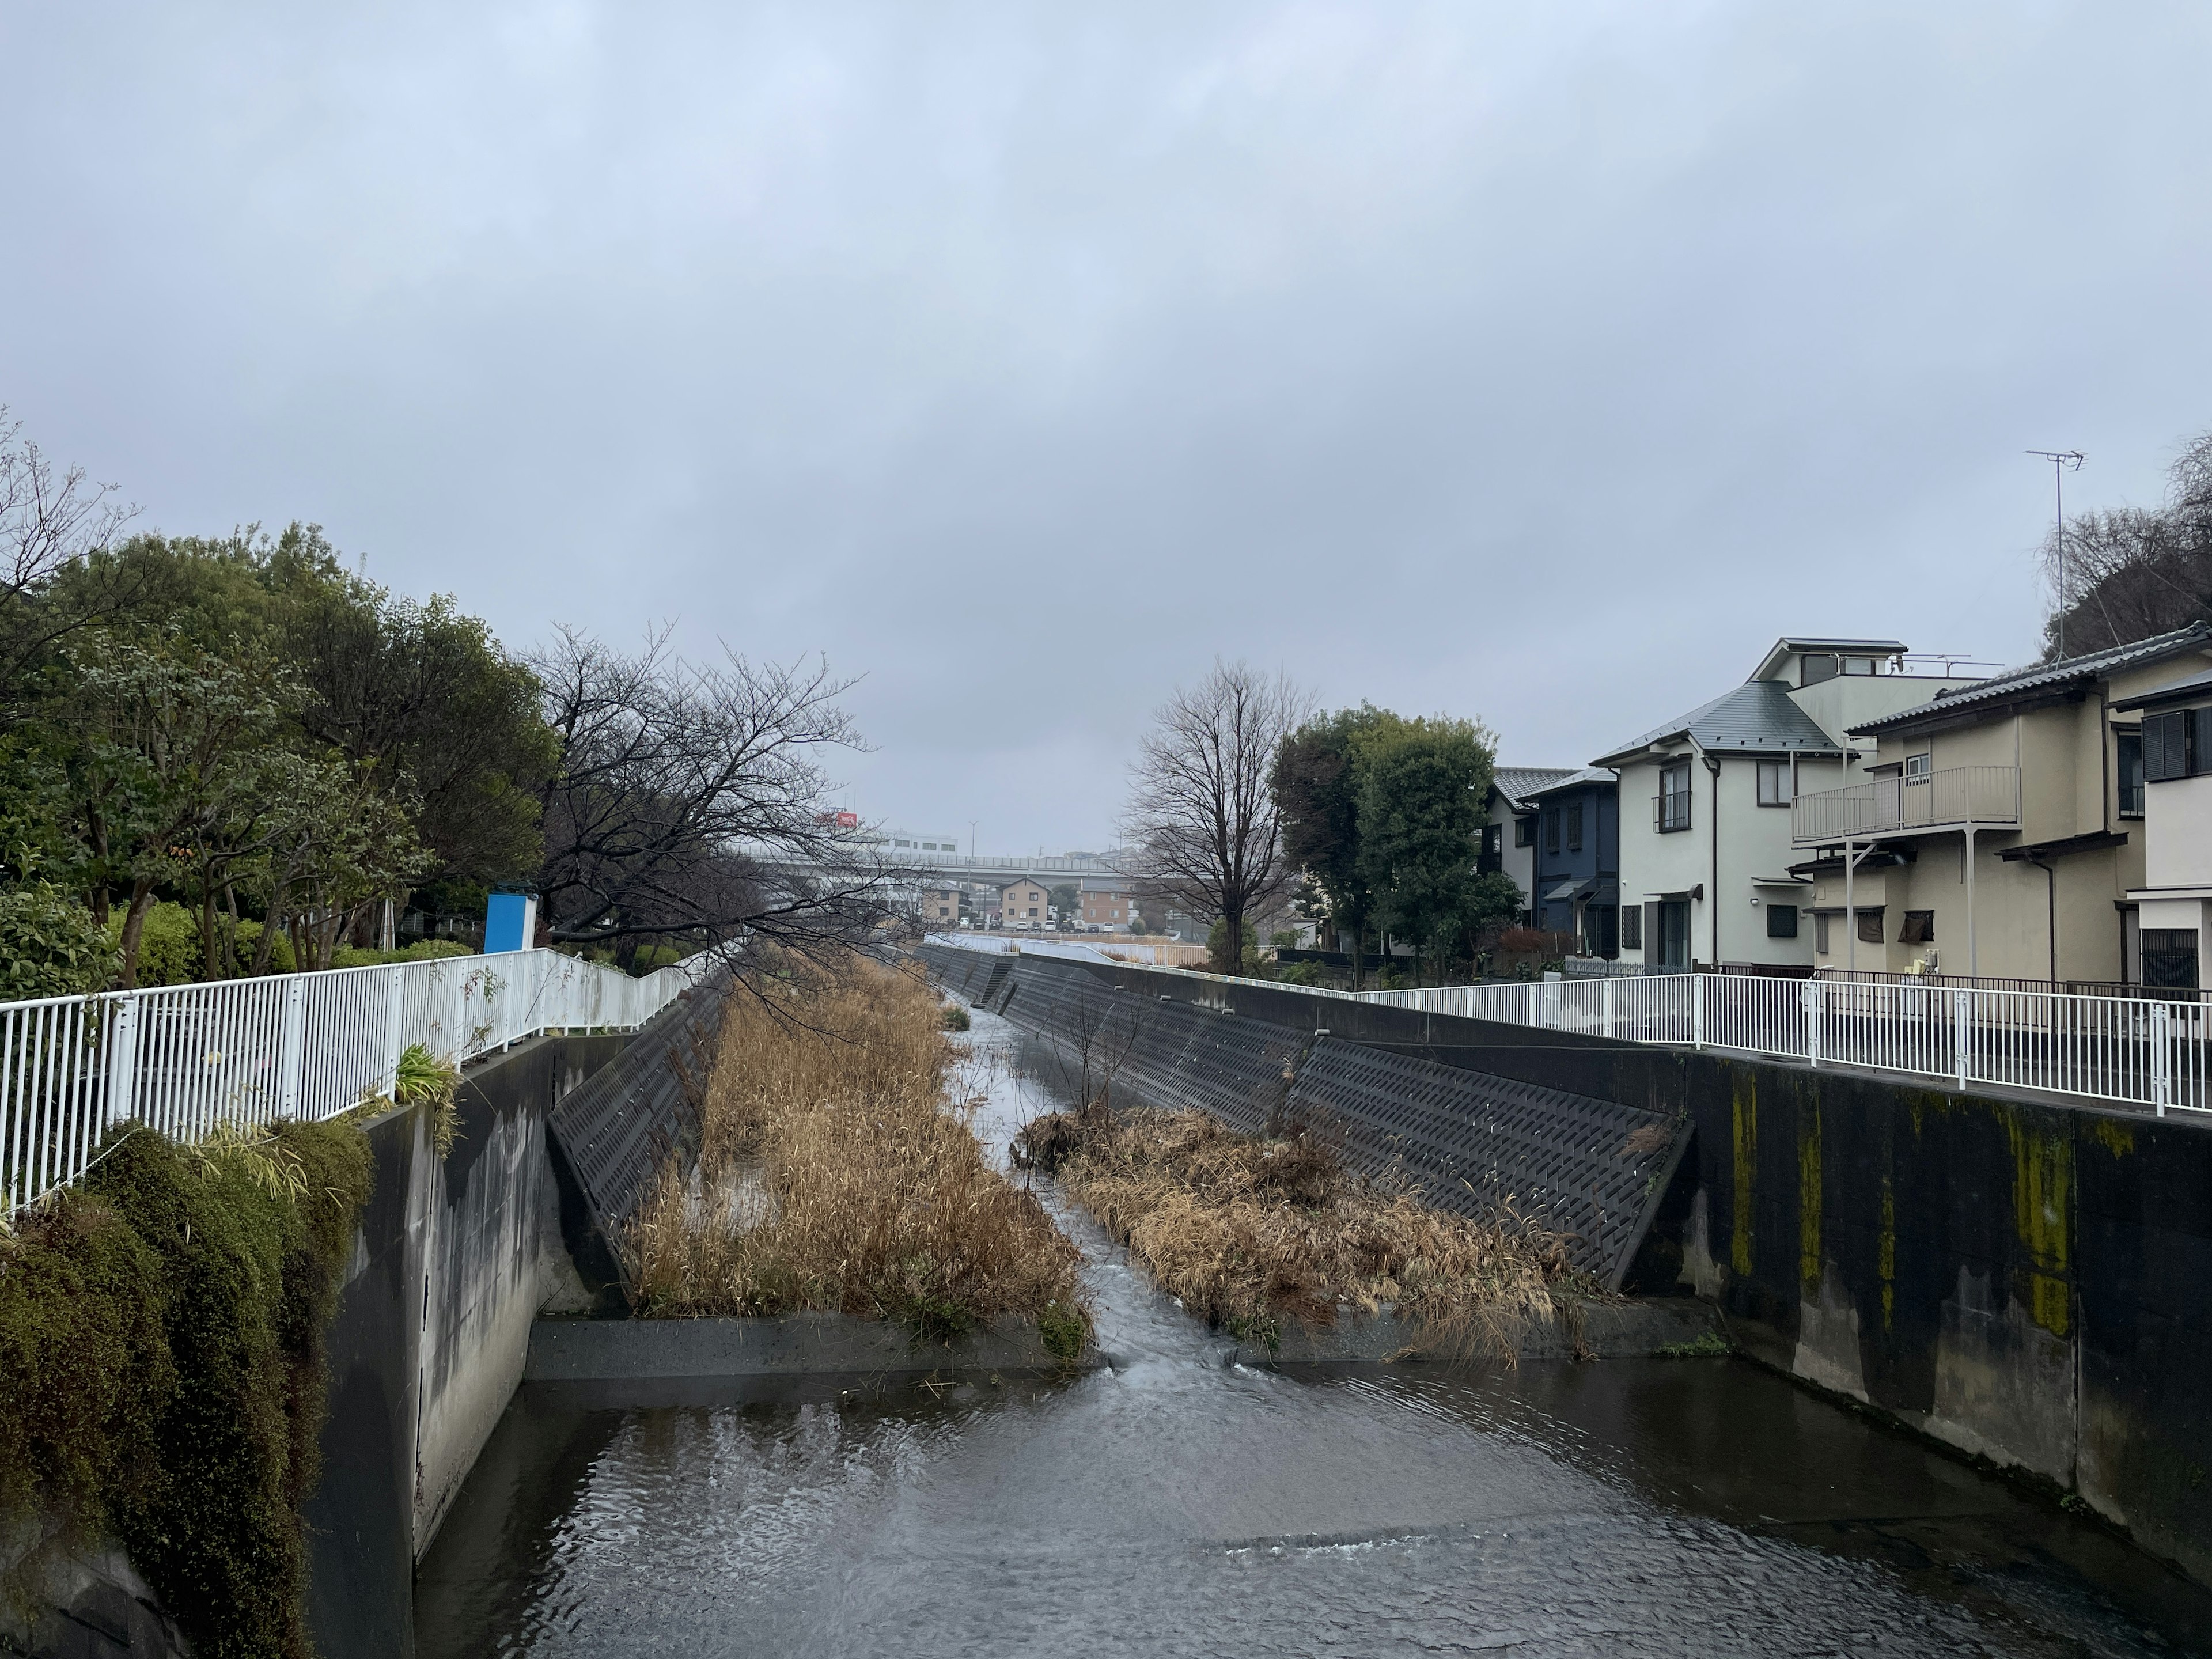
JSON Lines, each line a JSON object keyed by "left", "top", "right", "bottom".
{"left": 1124, "top": 660, "right": 1310, "bottom": 977}
{"left": 0, "top": 407, "right": 141, "bottom": 693}
{"left": 531, "top": 626, "right": 901, "bottom": 967}
{"left": 2040, "top": 428, "right": 2212, "bottom": 658}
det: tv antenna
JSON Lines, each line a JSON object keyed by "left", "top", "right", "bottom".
{"left": 2027, "top": 449, "right": 2085, "bottom": 657}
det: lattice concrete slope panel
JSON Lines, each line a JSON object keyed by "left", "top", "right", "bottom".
{"left": 547, "top": 981, "right": 727, "bottom": 1268}
{"left": 1286, "top": 1040, "right": 1673, "bottom": 1287}
{"left": 921, "top": 947, "right": 1684, "bottom": 1290}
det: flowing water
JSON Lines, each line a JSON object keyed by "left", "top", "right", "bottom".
{"left": 415, "top": 1009, "right": 2212, "bottom": 1657}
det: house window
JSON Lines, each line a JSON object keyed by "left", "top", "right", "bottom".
{"left": 1513, "top": 816, "right": 1535, "bottom": 848}
{"left": 1756, "top": 760, "right": 1792, "bottom": 806}
{"left": 2117, "top": 730, "right": 2144, "bottom": 817}
{"left": 1814, "top": 913, "right": 1830, "bottom": 954}
{"left": 1543, "top": 808, "right": 1560, "bottom": 854}
{"left": 2143, "top": 928, "right": 2201, "bottom": 990}
{"left": 1766, "top": 904, "right": 1799, "bottom": 939}
{"left": 1566, "top": 804, "right": 1584, "bottom": 852}
{"left": 1900, "top": 911, "right": 1935, "bottom": 945}
{"left": 1801, "top": 654, "right": 1839, "bottom": 686}
{"left": 1656, "top": 763, "right": 1692, "bottom": 833}
{"left": 1857, "top": 909, "right": 1885, "bottom": 944}
{"left": 1620, "top": 906, "right": 1643, "bottom": 951}
{"left": 1903, "top": 753, "right": 1931, "bottom": 783}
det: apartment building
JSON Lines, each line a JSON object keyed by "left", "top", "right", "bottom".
{"left": 1480, "top": 768, "right": 1578, "bottom": 923}
{"left": 1600, "top": 639, "right": 1981, "bottom": 971}
{"left": 1799, "top": 624, "right": 2212, "bottom": 982}
{"left": 2116, "top": 662, "right": 2212, "bottom": 988}
{"left": 1078, "top": 878, "right": 1133, "bottom": 930}
{"left": 999, "top": 878, "right": 1050, "bottom": 930}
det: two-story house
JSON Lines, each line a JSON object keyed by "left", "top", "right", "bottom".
{"left": 1599, "top": 638, "right": 1981, "bottom": 972}
{"left": 1794, "top": 623, "right": 2212, "bottom": 981}
{"left": 2116, "top": 662, "right": 2212, "bottom": 989}
{"left": 1078, "top": 878, "right": 1133, "bottom": 931}
{"left": 1480, "top": 768, "right": 1578, "bottom": 925}
{"left": 999, "top": 878, "right": 1051, "bottom": 931}
{"left": 1522, "top": 768, "right": 1620, "bottom": 955}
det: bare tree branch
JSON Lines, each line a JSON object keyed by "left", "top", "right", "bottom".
{"left": 1122, "top": 660, "right": 1310, "bottom": 975}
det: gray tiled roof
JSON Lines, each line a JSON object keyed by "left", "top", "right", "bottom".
{"left": 1522, "top": 765, "right": 1618, "bottom": 799}
{"left": 1491, "top": 766, "right": 1580, "bottom": 807}
{"left": 1852, "top": 623, "right": 2212, "bottom": 735}
{"left": 1593, "top": 680, "right": 1840, "bottom": 766}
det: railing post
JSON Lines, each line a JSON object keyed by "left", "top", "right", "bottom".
{"left": 382, "top": 965, "right": 407, "bottom": 1097}
{"left": 1602, "top": 978, "right": 1615, "bottom": 1040}
{"left": 1527, "top": 982, "right": 1539, "bottom": 1028}
{"left": 1953, "top": 988, "right": 1969, "bottom": 1093}
{"left": 452, "top": 963, "right": 470, "bottom": 1060}
{"left": 1692, "top": 974, "right": 1706, "bottom": 1050}
{"left": 2151, "top": 1000, "right": 2172, "bottom": 1116}
{"left": 278, "top": 976, "right": 307, "bottom": 1117}
{"left": 1804, "top": 979, "right": 1821, "bottom": 1069}
{"left": 107, "top": 992, "right": 139, "bottom": 1126}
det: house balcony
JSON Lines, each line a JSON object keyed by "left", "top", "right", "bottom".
{"left": 1790, "top": 765, "right": 2021, "bottom": 846}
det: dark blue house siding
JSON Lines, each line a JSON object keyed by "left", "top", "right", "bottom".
{"left": 1528, "top": 776, "right": 1620, "bottom": 955}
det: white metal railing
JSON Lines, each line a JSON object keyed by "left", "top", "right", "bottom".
{"left": 0, "top": 948, "right": 701, "bottom": 1213}
{"left": 924, "top": 933, "right": 2211, "bottom": 1118}
{"left": 1791, "top": 764, "right": 2020, "bottom": 844}
{"left": 1358, "top": 972, "right": 2206, "bottom": 1115}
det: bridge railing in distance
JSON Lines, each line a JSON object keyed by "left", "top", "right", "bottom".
{"left": 923, "top": 934, "right": 2209, "bottom": 1116}
{"left": 0, "top": 948, "right": 704, "bottom": 1214}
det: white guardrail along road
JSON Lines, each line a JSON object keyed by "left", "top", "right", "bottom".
{"left": 0, "top": 948, "right": 699, "bottom": 1214}
{"left": 923, "top": 936, "right": 2210, "bottom": 1118}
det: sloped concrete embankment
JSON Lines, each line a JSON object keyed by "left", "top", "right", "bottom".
{"left": 929, "top": 946, "right": 2212, "bottom": 1590}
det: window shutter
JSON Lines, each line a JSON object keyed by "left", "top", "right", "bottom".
{"left": 1642, "top": 902, "right": 1661, "bottom": 959}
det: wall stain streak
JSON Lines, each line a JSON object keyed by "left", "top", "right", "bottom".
{"left": 1878, "top": 1174, "right": 1895, "bottom": 1333}
{"left": 2005, "top": 1114, "right": 2073, "bottom": 1339}
{"left": 1798, "top": 1100, "right": 1822, "bottom": 1296}
{"left": 1732, "top": 1071, "right": 1758, "bottom": 1278}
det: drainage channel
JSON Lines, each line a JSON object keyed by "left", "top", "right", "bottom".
{"left": 414, "top": 1005, "right": 2212, "bottom": 1657}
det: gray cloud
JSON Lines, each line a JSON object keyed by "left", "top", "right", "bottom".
{"left": 6, "top": 1, "right": 2209, "bottom": 854}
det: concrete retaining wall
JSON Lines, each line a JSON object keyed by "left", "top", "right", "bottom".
{"left": 1010, "top": 953, "right": 2212, "bottom": 1585}
{"left": 302, "top": 1029, "right": 629, "bottom": 1659}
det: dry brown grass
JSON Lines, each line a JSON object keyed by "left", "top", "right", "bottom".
{"left": 630, "top": 958, "right": 1089, "bottom": 1358}
{"left": 1020, "top": 1105, "right": 1577, "bottom": 1363}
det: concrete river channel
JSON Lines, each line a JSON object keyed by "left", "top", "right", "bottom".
{"left": 416, "top": 1007, "right": 2212, "bottom": 1657}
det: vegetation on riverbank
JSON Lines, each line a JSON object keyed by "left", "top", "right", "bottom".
{"left": 0, "top": 1116, "right": 373, "bottom": 1658}
{"left": 630, "top": 960, "right": 1090, "bottom": 1359}
{"left": 1016, "top": 1103, "right": 1575, "bottom": 1362}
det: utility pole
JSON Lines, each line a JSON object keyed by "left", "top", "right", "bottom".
{"left": 2027, "top": 449, "right": 2085, "bottom": 657}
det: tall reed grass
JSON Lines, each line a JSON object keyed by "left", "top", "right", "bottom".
{"left": 1019, "top": 1104, "right": 1575, "bottom": 1363}
{"left": 630, "top": 960, "right": 1088, "bottom": 1358}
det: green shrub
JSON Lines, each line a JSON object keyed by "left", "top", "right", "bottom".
{"left": 0, "top": 1118, "right": 372, "bottom": 1658}
{"left": 397, "top": 938, "right": 472, "bottom": 962}
{"left": 0, "top": 886, "right": 116, "bottom": 998}
{"left": 123, "top": 901, "right": 200, "bottom": 987}
{"left": 232, "top": 918, "right": 297, "bottom": 976}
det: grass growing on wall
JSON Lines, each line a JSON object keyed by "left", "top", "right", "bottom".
{"left": 630, "top": 957, "right": 1090, "bottom": 1358}
{"left": 0, "top": 1116, "right": 372, "bottom": 1659}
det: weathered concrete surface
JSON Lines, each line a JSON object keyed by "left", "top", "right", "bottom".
{"left": 0, "top": 1544, "right": 191, "bottom": 1659}
{"left": 303, "top": 1029, "right": 630, "bottom": 1659}
{"left": 1007, "top": 955, "right": 2212, "bottom": 1589}
{"left": 526, "top": 1313, "right": 1088, "bottom": 1380}
{"left": 1224, "top": 1297, "right": 1721, "bottom": 1367}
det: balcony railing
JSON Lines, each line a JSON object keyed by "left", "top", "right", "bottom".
{"left": 1791, "top": 764, "right": 2020, "bottom": 845}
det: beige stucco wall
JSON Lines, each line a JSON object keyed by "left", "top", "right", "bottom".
{"left": 2145, "top": 775, "right": 2212, "bottom": 889}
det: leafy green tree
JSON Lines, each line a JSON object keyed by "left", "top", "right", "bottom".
{"left": 1048, "top": 882, "right": 1080, "bottom": 925}
{"left": 1271, "top": 704, "right": 1395, "bottom": 986}
{"left": 0, "top": 885, "right": 116, "bottom": 998}
{"left": 1354, "top": 715, "right": 1498, "bottom": 985}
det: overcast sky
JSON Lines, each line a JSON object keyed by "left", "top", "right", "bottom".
{"left": 6, "top": 2, "right": 2209, "bottom": 855}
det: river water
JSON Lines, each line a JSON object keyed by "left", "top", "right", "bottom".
{"left": 416, "top": 1009, "right": 2212, "bottom": 1657}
